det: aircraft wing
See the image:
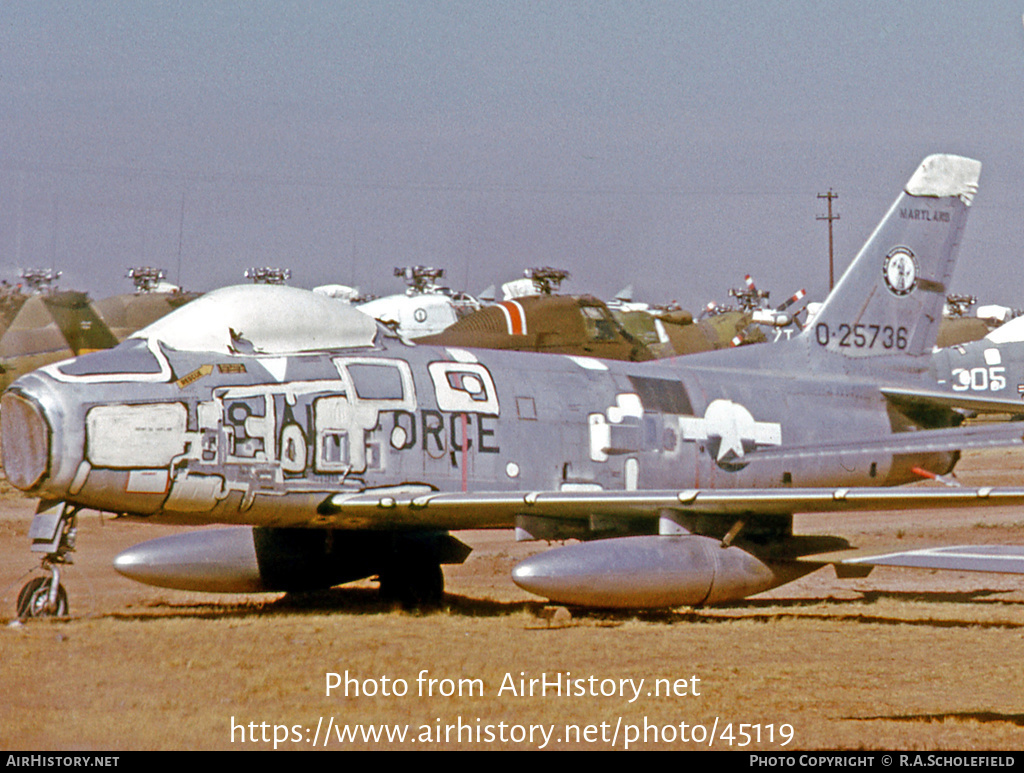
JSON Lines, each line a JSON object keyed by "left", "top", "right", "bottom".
{"left": 317, "top": 424, "right": 1024, "bottom": 529}
{"left": 839, "top": 544, "right": 1024, "bottom": 574}
{"left": 320, "top": 484, "right": 1024, "bottom": 530}
{"left": 881, "top": 386, "right": 1024, "bottom": 416}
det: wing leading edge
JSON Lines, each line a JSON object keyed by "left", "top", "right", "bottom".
{"left": 320, "top": 485, "right": 1024, "bottom": 530}
{"left": 316, "top": 421, "right": 1024, "bottom": 529}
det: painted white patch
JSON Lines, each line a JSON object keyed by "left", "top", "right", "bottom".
{"left": 164, "top": 474, "right": 225, "bottom": 512}
{"left": 607, "top": 393, "right": 643, "bottom": 423}
{"left": 505, "top": 462, "right": 520, "bottom": 478}
{"left": 87, "top": 403, "right": 188, "bottom": 468}
{"left": 313, "top": 396, "right": 354, "bottom": 472}
{"left": 390, "top": 425, "right": 409, "bottom": 450}
{"left": 244, "top": 409, "right": 275, "bottom": 463}
{"left": 258, "top": 357, "right": 288, "bottom": 382}
{"left": 560, "top": 482, "right": 604, "bottom": 491}
{"left": 624, "top": 458, "right": 639, "bottom": 491}
{"left": 280, "top": 424, "right": 307, "bottom": 474}
{"left": 69, "top": 461, "right": 91, "bottom": 496}
{"left": 428, "top": 361, "right": 499, "bottom": 414}
{"left": 197, "top": 401, "right": 220, "bottom": 428}
{"left": 984, "top": 348, "right": 1002, "bottom": 366}
{"left": 446, "top": 348, "right": 479, "bottom": 364}
{"left": 679, "top": 399, "right": 782, "bottom": 462}
{"left": 588, "top": 413, "right": 610, "bottom": 462}
{"left": 658, "top": 515, "right": 689, "bottom": 536}
{"left": 126, "top": 469, "right": 170, "bottom": 494}
{"left": 904, "top": 154, "right": 981, "bottom": 206}
{"left": 567, "top": 356, "right": 609, "bottom": 371}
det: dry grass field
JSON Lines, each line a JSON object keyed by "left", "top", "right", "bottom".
{"left": 2, "top": 449, "right": 1024, "bottom": 750}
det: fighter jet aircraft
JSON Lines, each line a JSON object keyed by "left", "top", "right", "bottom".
{"left": 8, "top": 153, "right": 1024, "bottom": 617}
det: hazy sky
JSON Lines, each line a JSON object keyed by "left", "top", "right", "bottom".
{"left": 3, "top": 1, "right": 1024, "bottom": 309}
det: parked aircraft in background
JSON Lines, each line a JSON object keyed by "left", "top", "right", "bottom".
{"left": 699, "top": 274, "right": 810, "bottom": 343}
{"left": 0, "top": 270, "right": 118, "bottom": 392}
{"left": 934, "top": 294, "right": 1019, "bottom": 349}
{"left": 419, "top": 292, "right": 762, "bottom": 360}
{"left": 93, "top": 267, "right": 202, "bottom": 341}
{"left": 244, "top": 267, "right": 291, "bottom": 285}
{"left": 8, "top": 154, "right": 1024, "bottom": 618}
{"left": 356, "top": 266, "right": 481, "bottom": 339}
{"left": 420, "top": 266, "right": 762, "bottom": 359}
{"left": 884, "top": 312, "right": 1024, "bottom": 422}
{"left": 0, "top": 267, "right": 200, "bottom": 393}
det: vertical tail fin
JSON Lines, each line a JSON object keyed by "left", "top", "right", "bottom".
{"left": 807, "top": 154, "right": 980, "bottom": 359}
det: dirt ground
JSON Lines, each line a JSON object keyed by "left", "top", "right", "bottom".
{"left": 2, "top": 449, "right": 1024, "bottom": 750}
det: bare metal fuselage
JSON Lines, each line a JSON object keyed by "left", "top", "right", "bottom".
{"left": 3, "top": 331, "right": 938, "bottom": 532}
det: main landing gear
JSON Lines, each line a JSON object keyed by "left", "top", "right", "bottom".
{"left": 17, "top": 501, "right": 78, "bottom": 619}
{"left": 378, "top": 559, "right": 445, "bottom": 609}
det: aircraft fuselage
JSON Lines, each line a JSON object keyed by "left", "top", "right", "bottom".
{"left": 2, "top": 333, "right": 944, "bottom": 532}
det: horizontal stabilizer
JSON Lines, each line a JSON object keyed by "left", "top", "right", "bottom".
{"left": 842, "top": 544, "right": 1024, "bottom": 574}
{"left": 882, "top": 386, "right": 1024, "bottom": 415}
{"left": 747, "top": 420, "right": 1024, "bottom": 463}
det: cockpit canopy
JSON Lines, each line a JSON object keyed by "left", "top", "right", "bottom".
{"left": 131, "top": 285, "right": 379, "bottom": 354}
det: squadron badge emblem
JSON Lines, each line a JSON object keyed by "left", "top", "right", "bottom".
{"left": 882, "top": 246, "right": 918, "bottom": 296}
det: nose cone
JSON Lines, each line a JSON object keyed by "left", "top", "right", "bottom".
{"left": 1, "top": 390, "right": 51, "bottom": 490}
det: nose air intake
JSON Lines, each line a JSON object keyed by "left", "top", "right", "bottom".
{"left": 1, "top": 391, "right": 51, "bottom": 490}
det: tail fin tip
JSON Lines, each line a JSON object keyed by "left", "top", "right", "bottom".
{"left": 905, "top": 154, "right": 981, "bottom": 206}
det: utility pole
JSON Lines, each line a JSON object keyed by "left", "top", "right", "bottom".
{"left": 817, "top": 189, "right": 840, "bottom": 291}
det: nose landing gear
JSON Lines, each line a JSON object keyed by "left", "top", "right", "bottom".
{"left": 17, "top": 501, "right": 78, "bottom": 619}
{"left": 17, "top": 572, "right": 69, "bottom": 618}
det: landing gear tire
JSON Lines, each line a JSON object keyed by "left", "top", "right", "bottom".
{"left": 17, "top": 576, "right": 69, "bottom": 619}
{"left": 378, "top": 561, "right": 444, "bottom": 609}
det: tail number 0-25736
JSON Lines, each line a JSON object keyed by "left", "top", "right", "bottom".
{"left": 815, "top": 323, "right": 908, "bottom": 350}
